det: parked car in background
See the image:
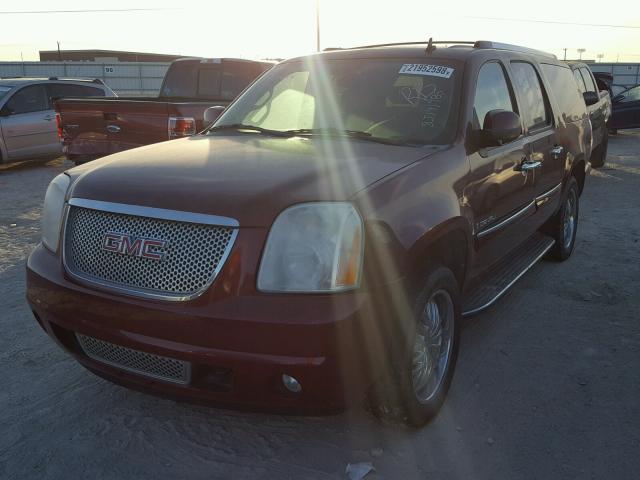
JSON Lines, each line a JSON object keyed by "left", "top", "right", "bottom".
{"left": 56, "top": 58, "right": 274, "bottom": 164}
{"left": 28, "top": 41, "right": 591, "bottom": 427}
{"left": 567, "top": 62, "right": 611, "bottom": 168}
{"left": 0, "top": 78, "right": 115, "bottom": 163}
{"left": 609, "top": 85, "right": 640, "bottom": 134}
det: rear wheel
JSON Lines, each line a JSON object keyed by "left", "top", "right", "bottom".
{"left": 370, "top": 266, "right": 461, "bottom": 427}
{"left": 548, "top": 176, "right": 579, "bottom": 261}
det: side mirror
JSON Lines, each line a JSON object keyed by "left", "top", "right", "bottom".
{"left": 583, "top": 91, "right": 599, "bottom": 107}
{"left": 480, "top": 110, "right": 522, "bottom": 147}
{"left": 204, "top": 106, "right": 225, "bottom": 126}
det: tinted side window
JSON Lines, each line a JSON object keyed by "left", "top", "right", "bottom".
{"left": 4, "top": 85, "right": 49, "bottom": 114}
{"left": 619, "top": 85, "right": 640, "bottom": 103}
{"left": 579, "top": 68, "right": 596, "bottom": 92}
{"left": 49, "top": 83, "right": 105, "bottom": 102}
{"left": 473, "top": 62, "right": 515, "bottom": 130}
{"left": 573, "top": 70, "right": 587, "bottom": 93}
{"left": 541, "top": 64, "right": 586, "bottom": 123}
{"left": 510, "top": 62, "right": 550, "bottom": 130}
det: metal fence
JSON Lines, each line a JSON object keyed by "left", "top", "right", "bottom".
{"left": 0, "top": 61, "right": 170, "bottom": 96}
{"left": 587, "top": 62, "right": 640, "bottom": 91}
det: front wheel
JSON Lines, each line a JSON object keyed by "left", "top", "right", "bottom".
{"left": 370, "top": 266, "right": 461, "bottom": 427}
{"left": 548, "top": 176, "right": 579, "bottom": 261}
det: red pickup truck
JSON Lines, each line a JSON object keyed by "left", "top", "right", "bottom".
{"left": 56, "top": 58, "right": 273, "bottom": 164}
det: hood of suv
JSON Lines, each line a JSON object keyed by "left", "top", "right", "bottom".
{"left": 69, "top": 134, "right": 432, "bottom": 226}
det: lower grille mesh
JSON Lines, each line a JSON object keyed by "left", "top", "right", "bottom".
{"left": 76, "top": 334, "right": 190, "bottom": 385}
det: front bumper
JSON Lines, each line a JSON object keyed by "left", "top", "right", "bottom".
{"left": 26, "top": 244, "right": 385, "bottom": 413}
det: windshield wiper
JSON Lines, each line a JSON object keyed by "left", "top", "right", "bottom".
{"left": 208, "top": 125, "right": 423, "bottom": 146}
{"left": 207, "top": 123, "right": 290, "bottom": 137}
{"left": 283, "top": 128, "right": 375, "bottom": 139}
{"left": 284, "top": 128, "right": 422, "bottom": 146}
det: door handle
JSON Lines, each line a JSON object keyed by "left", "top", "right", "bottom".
{"left": 514, "top": 158, "right": 542, "bottom": 172}
{"left": 550, "top": 145, "right": 564, "bottom": 156}
{"left": 106, "top": 124, "right": 121, "bottom": 133}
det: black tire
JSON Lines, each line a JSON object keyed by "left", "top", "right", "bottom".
{"left": 609, "top": 128, "right": 618, "bottom": 135}
{"left": 590, "top": 130, "right": 608, "bottom": 168}
{"left": 370, "top": 266, "right": 461, "bottom": 427}
{"left": 548, "top": 176, "right": 579, "bottom": 261}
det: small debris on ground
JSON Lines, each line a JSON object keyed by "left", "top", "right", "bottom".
{"left": 370, "top": 447, "right": 383, "bottom": 457}
{"left": 346, "top": 462, "right": 375, "bottom": 480}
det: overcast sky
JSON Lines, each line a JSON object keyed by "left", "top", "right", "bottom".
{"left": 0, "top": 0, "right": 639, "bottom": 62}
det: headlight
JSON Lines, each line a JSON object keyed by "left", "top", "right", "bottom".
{"left": 41, "top": 173, "right": 70, "bottom": 252}
{"left": 257, "top": 202, "right": 364, "bottom": 293}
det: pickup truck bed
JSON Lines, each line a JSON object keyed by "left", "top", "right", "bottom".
{"left": 57, "top": 97, "right": 230, "bottom": 162}
{"left": 57, "top": 57, "right": 273, "bottom": 163}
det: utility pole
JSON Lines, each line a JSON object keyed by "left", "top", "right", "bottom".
{"left": 563, "top": 48, "right": 567, "bottom": 61}
{"left": 577, "top": 48, "right": 586, "bottom": 60}
{"left": 597, "top": 53, "right": 604, "bottom": 63}
{"left": 316, "top": 0, "right": 320, "bottom": 52}
{"left": 57, "top": 41, "right": 62, "bottom": 61}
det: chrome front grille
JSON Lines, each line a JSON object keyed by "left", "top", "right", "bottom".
{"left": 76, "top": 334, "right": 190, "bottom": 384}
{"left": 63, "top": 201, "right": 237, "bottom": 300}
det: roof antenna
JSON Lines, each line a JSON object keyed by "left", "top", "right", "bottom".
{"left": 426, "top": 37, "right": 436, "bottom": 55}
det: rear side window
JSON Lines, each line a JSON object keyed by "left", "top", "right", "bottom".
{"left": 618, "top": 85, "right": 640, "bottom": 103}
{"left": 48, "top": 83, "right": 105, "bottom": 101}
{"left": 510, "top": 62, "right": 550, "bottom": 130}
{"left": 4, "top": 85, "right": 49, "bottom": 114}
{"left": 541, "top": 64, "right": 586, "bottom": 123}
{"left": 579, "top": 68, "right": 596, "bottom": 93}
{"left": 573, "top": 69, "right": 587, "bottom": 93}
{"left": 473, "top": 62, "right": 515, "bottom": 129}
{"left": 0, "top": 86, "right": 12, "bottom": 101}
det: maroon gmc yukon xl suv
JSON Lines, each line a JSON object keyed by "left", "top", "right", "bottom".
{"left": 27, "top": 41, "right": 592, "bottom": 426}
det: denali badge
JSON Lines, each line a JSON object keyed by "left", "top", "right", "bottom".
{"left": 102, "top": 232, "right": 168, "bottom": 260}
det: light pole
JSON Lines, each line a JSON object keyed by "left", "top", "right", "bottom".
{"left": 577, "top": 48, "right": 586, "bottom": 60}
{"left": 316, "top": 0, "right": 320, "bottom": 52}
{"left": 597, "top": 54, "right": 604, "bottom": 63}
{"left": 563, "top": 48, "right": 567, "bottom": 61}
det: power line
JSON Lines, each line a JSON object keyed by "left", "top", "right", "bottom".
{"left": 0, "top": 8, "right": 174, "bottom": 15}
{"left": 462, "top": 15, "right": 640, "bottom": 30}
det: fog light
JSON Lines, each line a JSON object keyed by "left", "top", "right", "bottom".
{"left": 282, "top": 374, "right": 302, "bottom": 393}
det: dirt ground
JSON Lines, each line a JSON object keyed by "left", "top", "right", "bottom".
{"left": 1, "top": 133, "right": 639, "bottom": 480}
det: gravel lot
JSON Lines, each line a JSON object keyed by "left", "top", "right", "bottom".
{"left": 1, "top": 133, "right": 639, "bottom": 480}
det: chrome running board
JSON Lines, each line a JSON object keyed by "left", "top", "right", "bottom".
{"left": 462, "top": 233, "right": 555, "bottom": 316}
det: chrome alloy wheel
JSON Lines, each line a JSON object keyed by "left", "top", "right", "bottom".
{"left": 563, "top": 188, "right": 578, "bottom": 250}
{"left": 411, "top": 289, "right": 454, "bottom": 404}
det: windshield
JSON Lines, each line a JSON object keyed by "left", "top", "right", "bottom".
{"left": 0, "top": 86, "right": 12, "bottom": 101}
{"left": 211, "top": 57, "right": 460, "bottom": 144}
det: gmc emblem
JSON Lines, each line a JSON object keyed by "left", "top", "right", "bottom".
{"left": 102, "top": 232, "right": 168, "bottom": 260}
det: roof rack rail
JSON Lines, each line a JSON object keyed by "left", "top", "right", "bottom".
{"left": 473, "top": 41, "right": 557, "bottom": 59}
{"left": 345, "top": 40, "right": 476, "bottom": 50}
{"left": 326, "top": 40, "right": 557, "bottom": 59}
{"left": 45, "top": 76, "right": 106, "bottom": 83}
